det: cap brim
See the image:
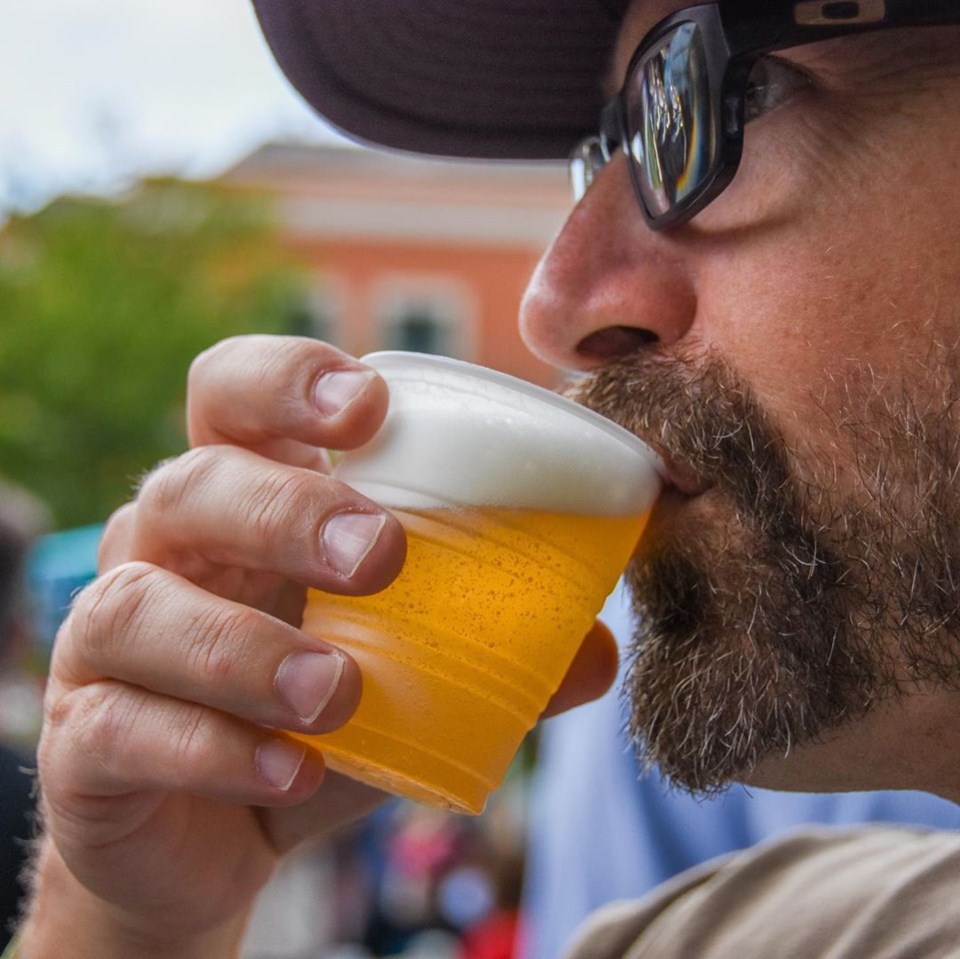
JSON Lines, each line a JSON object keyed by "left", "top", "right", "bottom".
{"left": 252, "top": 0, "right": 627, "bottom": 160}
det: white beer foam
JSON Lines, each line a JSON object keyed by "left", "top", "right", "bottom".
{"left": 335, "top": 352, "right": 663, "bottom": 515}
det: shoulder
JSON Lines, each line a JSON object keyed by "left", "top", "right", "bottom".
{"left": 563, "top": 825, "right": 960, "bottom": 959}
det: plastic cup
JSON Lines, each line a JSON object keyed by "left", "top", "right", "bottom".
{"left": 298, "top": 352, "right": 661, "bottom": 813}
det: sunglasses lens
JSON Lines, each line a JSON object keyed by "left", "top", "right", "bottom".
{"left": 626, "top": 22, "right": 715, "bottom": 218}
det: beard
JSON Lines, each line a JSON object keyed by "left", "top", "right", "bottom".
{"left": 570, "top": 347, "right": 960, "bottom": 794}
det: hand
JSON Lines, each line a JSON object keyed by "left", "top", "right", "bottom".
{"left": 25, "top": 336, "right": 618, "bottom": 958}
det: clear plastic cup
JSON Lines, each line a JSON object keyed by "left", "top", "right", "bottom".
{"left": 298, "top": 352, "right": 661, "bottom": 813}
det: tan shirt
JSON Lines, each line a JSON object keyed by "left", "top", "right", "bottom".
{"left": 563, "top": 826, "right": 960, "bottom": 959}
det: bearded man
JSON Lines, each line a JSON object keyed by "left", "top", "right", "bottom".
{"left": 16, "top": 2, "right": 960, "bottom": 957}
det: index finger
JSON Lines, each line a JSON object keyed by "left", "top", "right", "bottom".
{"left": 187, "top": 336, "right": 388, "bottom": 461}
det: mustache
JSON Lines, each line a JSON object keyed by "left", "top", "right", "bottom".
{"left": 566, "top": 350, "right": 800, "bottom": 535}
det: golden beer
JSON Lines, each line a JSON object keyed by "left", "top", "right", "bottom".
{"left": 296, "top": 351, "right": 662, "bottom": 814}
{"left": 300, "top": 505, "right": 648, "bottom": 813}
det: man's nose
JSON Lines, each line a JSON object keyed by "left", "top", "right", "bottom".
{"left": 519, "top": 155, "right": 698, "bottom": 371}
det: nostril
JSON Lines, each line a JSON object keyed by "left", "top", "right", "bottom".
{"left": 576, "top": 326, "right": 659, "bottom": 361}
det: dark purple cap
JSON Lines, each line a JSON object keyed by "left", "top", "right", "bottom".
{"left": 252, "top": 0, "right": 629, "bottom": 160}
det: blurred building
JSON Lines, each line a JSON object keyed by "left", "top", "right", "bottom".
{"left": 23, "top": 142, "right": 573, "bottom": 654}
{"left": 220, "top": 142, "right": 570, "bottom": 387}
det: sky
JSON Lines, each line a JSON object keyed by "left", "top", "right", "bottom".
{"left": 1, "top": 0, "right": 346, "bottom": 212}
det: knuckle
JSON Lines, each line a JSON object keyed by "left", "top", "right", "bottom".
{"left": 37, "top": 684, "right": 153, "bottom": 851}
{"left": 39, "top": 678, "right": 73, "bottom": 755}
{"left": 138, "top": 446, "right": 220, "bottom": 519}
{"left": 77, "top": 686, "right": 135, "bottom": 759}
{"left": 183, "top": 601, "right": 257, "bottom": 687}
{"left": 40, "top": 681, "right": 135, "bottom": 784}
{"left": 63, "top": 562, "right": 160, "bottom": 674}
{"left": 244, "top": 466, "right": 318, "bottom": 545}
{"left": 169, "top": 703, "right": 212, "bottom": 774}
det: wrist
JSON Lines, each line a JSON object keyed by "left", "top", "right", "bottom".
{"left": 16, "top": 838, "right": 247, "bottom": 959}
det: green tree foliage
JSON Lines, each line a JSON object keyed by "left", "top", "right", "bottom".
{"left": 0, "top": 179, "right": 306, "bottom": 528}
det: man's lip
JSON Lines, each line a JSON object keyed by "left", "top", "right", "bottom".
{"left": 658, "top": 458, "right": 712, "bottom": 497}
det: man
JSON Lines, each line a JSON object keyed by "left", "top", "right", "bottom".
{"left": 13, "top": 1, "right": 960, "bottom": 956}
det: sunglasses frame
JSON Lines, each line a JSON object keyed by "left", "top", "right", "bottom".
{"left": 590, "top": 0, "right": 960, "bottom": 230}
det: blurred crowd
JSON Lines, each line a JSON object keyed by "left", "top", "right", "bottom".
{"left": 240, "top": 787, "right": 528, "bottom": 959}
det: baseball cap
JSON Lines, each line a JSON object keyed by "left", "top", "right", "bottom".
{"left": 252, "top": 0, "right": 630, "bottom": 160}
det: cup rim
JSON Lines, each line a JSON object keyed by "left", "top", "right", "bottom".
{"left": 361, "top": 350, "right": 663, "bottom": 472}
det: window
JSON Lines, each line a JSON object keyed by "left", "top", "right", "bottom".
{"left": 375, "top": 277, "right": 474, "bottom": 359}
{"left": 284, "top": 280, "right": 344, "bottom": 345}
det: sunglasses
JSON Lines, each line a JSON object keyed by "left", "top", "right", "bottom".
{"left": 571, "top": 0, "right": 960, "bottom": 230}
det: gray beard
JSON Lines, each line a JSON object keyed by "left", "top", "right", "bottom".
{"left": 570, "top": 347, "right": 960, "bottom": 794}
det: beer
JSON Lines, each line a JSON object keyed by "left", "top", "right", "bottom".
{"left": 297, "top": 352, "right": 662, "bottom": 813}
{"left": 300, "top": 505, "right": 648, "bottom": 813}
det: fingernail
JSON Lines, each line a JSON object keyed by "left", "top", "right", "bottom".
{"left": 275, "top": 650, "right": 345, "bottom": 725}
{"left": 314, "top": 370, "right": 374, "bottom": 417}
{"left": 256, "top": 739, "right": 307, "bottom": 791}
{"left": 322, "top": 511, "right": 386, "bottom": 578}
